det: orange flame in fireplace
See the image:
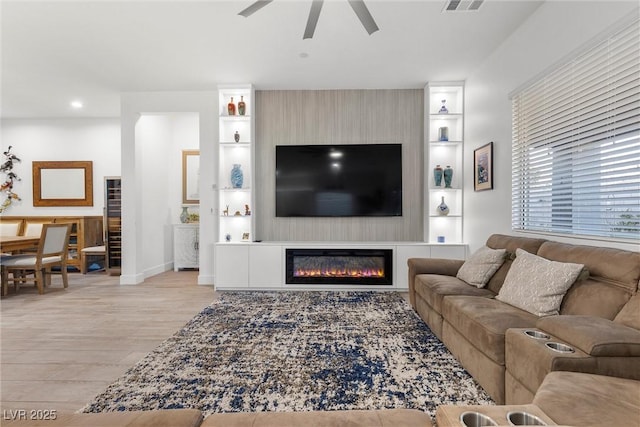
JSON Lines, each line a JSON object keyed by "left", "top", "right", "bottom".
{"left": 294, "top": 268, "right": 384, "bottom": 278}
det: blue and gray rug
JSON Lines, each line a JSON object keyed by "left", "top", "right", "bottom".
{"left": 82, "top": 291, "right": 493, "bottom": 417}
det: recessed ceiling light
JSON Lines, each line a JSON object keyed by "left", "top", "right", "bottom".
{"left": 70, "top": 100, "right": 83, "bottom": 109}
{"left": 299, "top": 52, "right": 309, "bottom": 59}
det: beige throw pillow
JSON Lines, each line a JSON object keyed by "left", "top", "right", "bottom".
{"left": 456, "top": 246, "right": 507, "bottom": 288}
{"left": 496, "top": 248, "right": 584, "bottom": 317}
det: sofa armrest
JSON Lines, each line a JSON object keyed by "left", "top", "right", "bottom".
{"left": 537, "top": 315, "right": 640, "bottom": 356}
{"left": 407, "top": 258, "right": 464, "bottom": 308}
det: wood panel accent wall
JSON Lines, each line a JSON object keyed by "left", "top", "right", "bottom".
{"left": 255, "top": 89, "right": 423, "bottom": 242}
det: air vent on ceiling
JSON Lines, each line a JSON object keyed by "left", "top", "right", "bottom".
{"left": 443, "top": 0, "right": 484, "bottom": 12}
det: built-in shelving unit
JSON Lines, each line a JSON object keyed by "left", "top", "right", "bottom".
{"left": 425, "top": 82, "right": 464, "bottom": 244}
{"left": 217, "top": 84, "right": 255, "bottom": 243}
{"left": 104, "top": 176, "right": 122, "bottom": 275}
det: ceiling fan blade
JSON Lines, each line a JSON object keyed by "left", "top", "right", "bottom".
{"left": 238, "top": 0, "right": 273, "bottom": 17}
{"left": 347, "top": 0, "right": 379, "bottom": 35}
{"left": 303, "top": 0, "right": 324, "bottom": 39}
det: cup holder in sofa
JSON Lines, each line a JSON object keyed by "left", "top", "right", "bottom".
{"left": 459, "top": 411, "right": 498, "bottom": 427}
{"left": 524, "top": 330, "right": 550, "bottom": 340}
{"left": 545, "top": 342, "right": 575, "bottom": 353}
{"left": 507, "top": 411, "right": 547, "bottom": 426}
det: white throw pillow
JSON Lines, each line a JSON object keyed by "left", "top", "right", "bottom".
{"left": 456, "top": 246, "right": 507, "bottom": 288}
{"left": 496, "top": 248, "right": 584, "bottom": 317}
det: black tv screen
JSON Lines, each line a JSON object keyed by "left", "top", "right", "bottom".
{"left": 276, "top": 144, "right": 402, "bottom": 217}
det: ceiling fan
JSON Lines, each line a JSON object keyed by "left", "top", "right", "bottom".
{"left": 238, "top": 0, "right": 379, "bottom": 39}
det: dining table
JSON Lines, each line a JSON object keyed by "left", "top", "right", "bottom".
{"left": 0, "top": 235, "right": 41, "bottom": 253}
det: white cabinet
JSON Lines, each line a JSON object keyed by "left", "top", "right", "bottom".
{"left": 214, "top": 242, "right": 467, "bottom": 290}
{"left": 214, "top": 244, "right": 249, "bottom": 287}
{"left": 173, "top": 224, "right": 199, "bottom": 271}
{"left": 248, "top": 244, "right": 283, "bottom": 288}
{"left": 425, "top": 82, "right": 464, "bottom": 244}
{"left": 218, "top": 84, "right": 255, "bottom": 244}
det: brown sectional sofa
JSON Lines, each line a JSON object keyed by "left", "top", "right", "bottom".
{"left": 437, "top": 371, "right": 640, "bottom": 427}
{"left": 408, "top": 233, "right": 640, "bottom": 404}
{"left": 7, "top": 373, "right": 639, "bottom": 426}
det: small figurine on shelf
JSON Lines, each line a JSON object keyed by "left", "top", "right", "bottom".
{"left": 228, "top": 97, "right": 236, "bottom": 115}
{"left": 234, "top": 131, "right": 240, "bottom": 143}
{"left": 225, "top": 233, "right": 231, "bottom": 242}
{"left": 223, "top": 205, "right": 229, "bottom": 216}
{"left": 238, "top": 96, "right": 246, "bottom": 116}
{"left": 244, "top": 204, "right": 251, "bottom": 216}
{"left": 439, "top": 99, "right": 449, "bottom": 114}
{"left": 234, "top": 210, "right": 242, "bottom": 216}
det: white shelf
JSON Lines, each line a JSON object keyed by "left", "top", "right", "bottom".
{"left": 218, "top": 84, "right": 255, "bottom": 244}
{"left": 425, "top": 82, "right": 464, "bottom": 244}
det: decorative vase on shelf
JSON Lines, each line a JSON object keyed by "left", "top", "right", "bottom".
{"left": 438, "top": 126, "right": 449, "bottom": 141}
{"left": 180, "top": 206, "right": 189, "bottom": 223}
{"left": 433, "top": 165, "right": 443, "bottom": 187}
{"left": 444, "top": 166, "right": 453, "bottom": 188}
{"left": 230, "top": 164, "right": 244, "bottom": 189}
{"left": 437, "top": 196, "right": 450, "bottom": 216}
{"left": 238, "top": 96, "right": 246, "bottom": 116}
{"left": 234, "top": 131, "right": 240, "bottom": 143}
{"left": 227, "top": 97, "right": 236, "bottom": 116}
{"left": 439, "top": 99, "right": 449, "bottom": 114}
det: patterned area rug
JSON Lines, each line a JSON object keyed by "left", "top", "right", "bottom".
{"left": 82, "top": 291, "right": 493, "bottom": 417}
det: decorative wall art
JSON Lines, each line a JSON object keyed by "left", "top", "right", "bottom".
{"left": 474, "top": 142, "right": 494, "bottom": 191}
{"left": 182, "top": 150, "right": 199, "bottom": 204}
{"left": 0, "top": 146, "right": 22, "bottom": 213}
{"left": 32, "top": 160, "right": 93, "bottom": 206}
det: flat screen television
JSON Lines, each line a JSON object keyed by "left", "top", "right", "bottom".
{"left": 276, "top": 144, "right": 402, "bottom": 217}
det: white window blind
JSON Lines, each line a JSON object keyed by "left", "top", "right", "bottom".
{"left": 512, "top": 18, "right": 640, "bottom": 241}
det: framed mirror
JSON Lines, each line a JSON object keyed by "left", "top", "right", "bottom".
{"left": 32, "top": 161, "right": 93, "bottom": 206}
{"left": 182, "top": 150, "right": 200, "bottom": 204}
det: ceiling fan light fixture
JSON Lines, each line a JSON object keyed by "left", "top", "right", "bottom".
{"left": 239, "top": 0, "right": 379, "bottom": 39}
{"left": 303, "top": 0, "right": 324, "bottom": 40}
{"left": 443, "top": 0, "right": 484, "bottom": 12}
{"left": 238, "top": 0, "right": 273, "bottom": 18}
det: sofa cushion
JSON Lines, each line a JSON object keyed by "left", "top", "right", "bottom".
{"left": 414, "top": 274, "right": 494, "bottom": 314}
{"left": 442, "top": 295, "right": 538, "bottom": 364}
{"left": 2, "top": 409, "right": 204, "bottom": 427}
{"left": 537, "top": 241, "right": 640, "bottom": 292}
{"left": 615, "top": 294, "right": 640, "bottom": 329}
{"left": 201, "top": 409, "right": 432, "bottom": 427}
{"left": 496, "top": 249, "right": 584, "bottom": 317}
{"left": 533, "top": 372, "right": 640, "bottom": 427}
{"left": 456, "top": 246, "right": 507, "bottom": 288}
{"left": 484, "top": 234, "right": 548, "bottom": 294}
{"left": 538, "top": 241, "right": 640, "bottom": 319}
{"left": 536, "top": 315, "right": 640, "bottom": 356}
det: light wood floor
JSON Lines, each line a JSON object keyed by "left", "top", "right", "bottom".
{"left": 0, "top": 270, "right": 216, "bottom": 415}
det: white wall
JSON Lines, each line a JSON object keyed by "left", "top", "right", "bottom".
{"left": 135, "top": 113, "right": 199, "bottom": 276}
{"left": 0, "top": 118, "right": 120, "bottom": 216}
{"left": 464, "top": 1, "right": 639, "bottom": 253}
{"left": 120, "top": 91, "right": 217, "bottom": 285}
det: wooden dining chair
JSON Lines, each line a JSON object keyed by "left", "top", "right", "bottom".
{"left": 1, "top": 223, "right": 72, "bottom": 295}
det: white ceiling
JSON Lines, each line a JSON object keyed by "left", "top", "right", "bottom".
{"left": 1, "top": 0, "right": 546, "bottom": 118}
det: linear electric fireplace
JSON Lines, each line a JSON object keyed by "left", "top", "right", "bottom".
{"left": 285, "top": 248, "right": 393, "bottom": 286}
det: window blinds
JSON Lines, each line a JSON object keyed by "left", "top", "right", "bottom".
{"left": 511, "top": 18, "right": 640, "bottom": 241}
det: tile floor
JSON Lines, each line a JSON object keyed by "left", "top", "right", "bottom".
{"left": 0, "top": 270, "right": 215, "bottom": 415}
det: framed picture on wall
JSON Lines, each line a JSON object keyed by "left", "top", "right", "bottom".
{"left": 474, "top": 142, "right": 493, "bottom": 191}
